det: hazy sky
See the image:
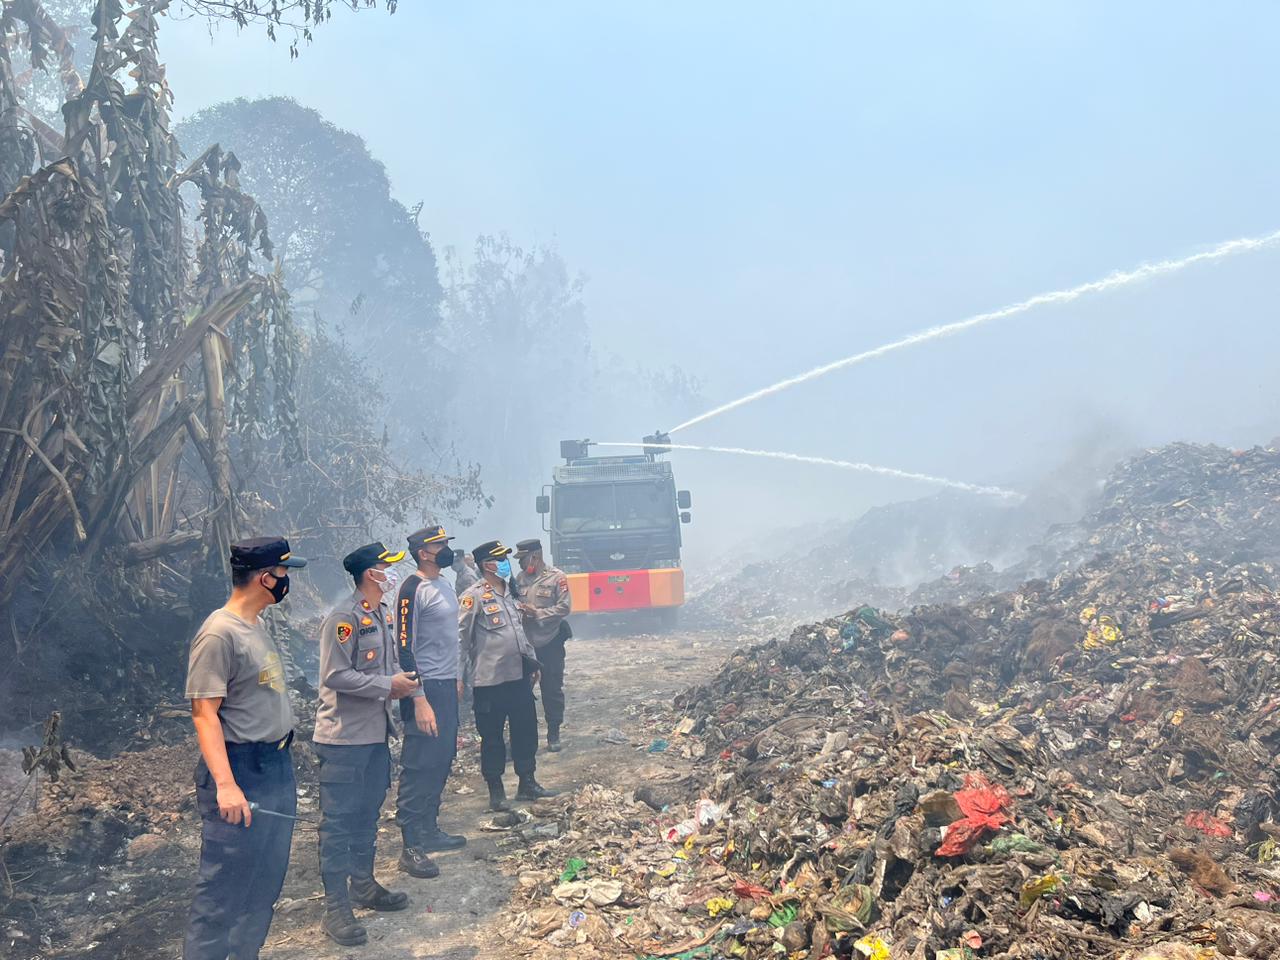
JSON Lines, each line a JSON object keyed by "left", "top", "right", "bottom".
{"left": 164, "top": 3, "right": 1280, "bottom": 565}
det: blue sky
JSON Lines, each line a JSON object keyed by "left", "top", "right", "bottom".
{"left": 163, "top": 2, "right": 1280, "bottom": 557}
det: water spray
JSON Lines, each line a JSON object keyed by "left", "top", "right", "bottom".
{"left": 671, "top": 228, "right": 1280, "bottom": 434}
{"left": 595, "top": 440, "right": 1022, "bottom": 500}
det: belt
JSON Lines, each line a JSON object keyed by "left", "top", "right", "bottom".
{"left": 225, "top": 730, "right": 294, "bottom": 755}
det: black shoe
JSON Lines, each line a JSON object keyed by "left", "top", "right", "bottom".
{"left": 516, "top": 777, "right": 559, "bottom": 801}
{"left": 322, "top": 898, "right": 367, "bottom": 946}
{"left": 547, "top": 728, "right": 562, "bottom": 752}
{"left": 398, "top": 846, "right": 440, "bottom": 879}
{"left": 419, "top": 827, "right": 467, "bottom": 852}
{"left": 350, "top": 876, "right": 409, "bottom": 911}
{"left": 488, "top": 780, "right": 510, "bottom": 812}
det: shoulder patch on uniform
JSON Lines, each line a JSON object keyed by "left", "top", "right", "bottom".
{"left": 558, "top": 577, "right": 569, "bottom": 588}
{"left": 461, "top": 595, "right": 475, "bottom": 610}
{"left": 337, "top": 622, "right": 352, "bottom": 643}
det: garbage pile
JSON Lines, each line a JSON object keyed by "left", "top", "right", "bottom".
{"left": 504, "top": 443, "right": 1280, "bottom": 958}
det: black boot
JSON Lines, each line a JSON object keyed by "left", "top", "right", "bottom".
{"left": 322, "top": 894, "right": 367, "bottom": 946}
{"left": 487, "top": 779, "right": 510, "bottom": 812}
{"left": 419, "top": 827, "right": 467, "bottom": 851}
{"left": 350, "top": 875, "right": 409, "bottom": 911}
{"left": 516, "top": 776, "right": 558, "bottom": 800}
{"left": 547, "top": 726, "right": 562, "bottom": 753}
{"left": 398, "top": 846, "right": 440, "bottom": 879}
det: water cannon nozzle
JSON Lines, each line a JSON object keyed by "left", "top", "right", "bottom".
{"left": 560, "top": 439, "right": 592, "bottom": 462}
{"left": 643, "top": 431, "right": 671, "bottom": 457}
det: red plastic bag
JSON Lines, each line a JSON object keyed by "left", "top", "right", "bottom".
{"left": 936, "top": 773, "right": 1011, "bottom": 857}
{"left": 1184, "top": 810, "right": 1233, "bottom": 838}
{"left": 733, "top": 879, "right": 771, "bottom": 900}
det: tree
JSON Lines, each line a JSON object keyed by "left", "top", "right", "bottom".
{"left": 175, "top": 98, "right": 445, "bottom": 388}
{"left": 436, "top": 235, "right": 704, "bottom": 531}
{"left": 236, "top": 317, "right": 487, "bottom": 596}
{"left": 174, "top": 0, "right": 393, "bottom": 53}
{"left": 435, "top": 235, "right": 591, "bottom": 525}
{"left": 0, "top": 1, "right": 479, "bottom": 738}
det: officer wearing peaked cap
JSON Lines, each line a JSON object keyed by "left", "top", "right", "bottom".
{"left": 394, "top": 525, "right": 468, "bottom": 881}
{"left": 313, "top": 542, "right": 421, "bottom": 946}
{"left": 515, "top": 538, "right": 573, "bottom": 752}
{"left": 184, "top": 537, "right": 306, "bottom": 960}
{"left": 459, "top": 540, "right": 558, "bottom": 812}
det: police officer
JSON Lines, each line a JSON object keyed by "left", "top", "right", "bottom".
{"left": 314, "top": 542, "right": 421, "bottom": 946}
{"left": 395, "top": 525, "right": 468, "bottom": 879}
{"left": 184, "top": 537, "right": 306, "bottom": 960}
{"left": 460, "top": 540, "right": 558, "bottom": 811}
{"left": 514, "top": 539, "right": 572, "bottom": 752}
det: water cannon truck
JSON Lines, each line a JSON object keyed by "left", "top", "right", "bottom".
{"left": 535, "top": 434, "right": 691, "bottom": 625}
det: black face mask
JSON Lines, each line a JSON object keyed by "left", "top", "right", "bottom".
{"left": 432, "top": 545, "right": 456, "bottom": 569}
{"left": 262, "top": 572, "right": 290, "bottom": 604}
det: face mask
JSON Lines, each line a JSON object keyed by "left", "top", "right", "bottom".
{"left": 372, "top": 568, "right": 399, "bottom": 596}
{"left": 433, "top": 545, "right": 456, "bottom": 569}
{"left": 262, "top": 572, "right": 290, "bottom": 604}
{"left": 495, "top": 559, "right": 512, "bottom": 579}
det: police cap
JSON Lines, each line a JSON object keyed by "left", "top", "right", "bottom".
{"left": 472, "top": 540, "right": 513, "bottom": 566}
{"left": 342, "top": 541, "right": 406, "bottom": 578}
{"left": 515, "top": 538, "right": 543, "bottom": 557}
{"left": 229, "top": 536, "right": 307, "bottom": 570}
{"left": 407, "top": 524, "right": 455, "bottom": 557}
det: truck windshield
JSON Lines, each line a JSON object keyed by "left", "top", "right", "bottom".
{"left": 556, "top": 482, "right": 672, "bottom": 533}
{"left": 614, "top": 483, "right": 670, "bottom": 529}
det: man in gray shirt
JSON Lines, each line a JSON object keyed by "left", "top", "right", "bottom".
{"left": 313, "top": 542, "right": 420, "bottom": 946}
{"left": 184, "top": 537, "right": 306, "bottom": 960}
{"left": 394, "top": 524, "right": 467, "bottom": 879}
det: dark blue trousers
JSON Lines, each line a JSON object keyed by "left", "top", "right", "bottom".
{"left": 396, "top": 680, "right": 458, "bottom": 848}
{"left": 184, "top": 740, "right": 296, "bottom": 960}
{"left": 314, "top": 740, "right": 391, "bottom": 896}
{"left": 473, "top": 678, "right": 538, "bottom": 783}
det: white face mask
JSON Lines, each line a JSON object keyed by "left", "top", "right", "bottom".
{"left": 371, "top": 568, "right": 400, "bottom": 596}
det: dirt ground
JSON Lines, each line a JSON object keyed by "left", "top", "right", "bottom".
{"left": 2, "top": 626, "right": 754, "bottom": 960}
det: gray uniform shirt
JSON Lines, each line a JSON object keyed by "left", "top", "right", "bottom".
{"left": 515, "top": 564, "right": 572, "bottom": 648}
{"left": 403, "top": 573, "right": 460, "bottom": 683}
{"left": 459, "top": 579, "right": 537, "bottom": 687}
{"left": 186, "top": 608, "right": 294, "bottom": 743}
{"left": 314, "top": 591, "right": 396, "bottom": 746}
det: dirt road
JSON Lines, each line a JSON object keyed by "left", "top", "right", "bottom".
{"left": 3, "top": 627, "right": 751, "bottom": 959}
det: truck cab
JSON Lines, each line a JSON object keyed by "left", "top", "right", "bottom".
{"left": 536, "top": 437, "right": 691, "bottom": 621}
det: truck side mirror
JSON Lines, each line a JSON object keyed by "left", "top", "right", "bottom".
{"left": 535, "top": 495, "right": 550, "bottom": 515}
{"left": 680, "top": 511, "right": 692, "bottom": 524}
{"left": 677, "top": 490, "right": 692, "bottom": 510}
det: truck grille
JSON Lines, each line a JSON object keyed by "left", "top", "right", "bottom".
{"left": 555, "top": 532, "right": 680, "bottom": 573}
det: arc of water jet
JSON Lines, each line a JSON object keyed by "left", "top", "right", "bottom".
{"left": 594, "top": 441, "right": 1023, "bottom": 500}
{"left": 670, "top": 229, "right": 1280, "bottom": 434}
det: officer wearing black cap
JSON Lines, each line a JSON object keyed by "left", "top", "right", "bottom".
{"left": 514, "top": 538, "right": 573, "bottom": 752}
{"left": 184, "top": 537, "right": 306, "bottom": 960}
{"left": 459, "top": 540, "right": 558, "bottom": 811}
{"left": 394, "top": 525, "right": 468, "bottom": 879}
{"left": 313, "top": 542, "right": 420, "bottom": 946}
